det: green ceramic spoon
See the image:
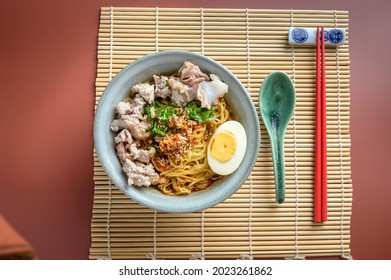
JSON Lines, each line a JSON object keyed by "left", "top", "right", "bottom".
{"left": 259, "top": 71, "right": 295, "bottom": 204}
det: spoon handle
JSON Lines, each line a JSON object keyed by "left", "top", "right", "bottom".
{"left": 270, "top": 134, "right": 286, "bottom": 204}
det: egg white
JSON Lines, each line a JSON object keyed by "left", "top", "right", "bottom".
{"left": 207, "top": 121, "right": 247, "bottom": 176}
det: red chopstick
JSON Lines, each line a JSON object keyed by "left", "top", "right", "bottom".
{"left": 314, "top": 27, "right": 327, "bottom": 223}
{"left": 320, "top": 27, "right": 328, "bottom": 222}
{"left": 314, "top": 27, "right": 322, "bottom": 222}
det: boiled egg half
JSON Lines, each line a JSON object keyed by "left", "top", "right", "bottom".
{"left": 207, "top": 120, "right": 247, "bottom": 175}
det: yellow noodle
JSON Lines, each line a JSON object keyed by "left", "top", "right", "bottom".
{"left": 153, "top": 99, "right": 231, "bottom": 195}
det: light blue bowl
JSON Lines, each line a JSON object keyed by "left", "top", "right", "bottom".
{"left": 94, "top": 50, "right": 260, "bottom": 213}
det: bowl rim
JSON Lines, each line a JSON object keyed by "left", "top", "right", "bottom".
{"left": 94, "top": 50, "right": 260, "bottom": 213}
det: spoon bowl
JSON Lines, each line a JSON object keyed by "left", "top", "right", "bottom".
{"left": 259, "top": 71, "right": 295, "bottom": 203}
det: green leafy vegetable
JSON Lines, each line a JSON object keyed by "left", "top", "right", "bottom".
{"left": 146, "top": 101, "right": 177, "bottom": 137}
{"left": 146, "top": 100, "right": 214, "bottom": 137}
{"left": 185, "top": 101, "right": 215, "bottom": 123}
{"left": 155, "top": 102, "right": 176, "bottom": 123}
{"left": 145, "top": 105, "right": 152, "bottom": 120}
{"left": 150, "top": 122, "right": 168, "bottom": 136}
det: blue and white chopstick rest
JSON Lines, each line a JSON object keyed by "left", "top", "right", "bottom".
{"left": 288, "top": 27, "right": 346, "bottom": 46}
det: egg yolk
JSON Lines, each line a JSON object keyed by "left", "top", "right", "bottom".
{"left": 210, "top": 131, "right": 237, "bottom": 162}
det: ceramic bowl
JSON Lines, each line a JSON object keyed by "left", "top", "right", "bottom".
{"left": 94, "top": 50, "right": 260, "bottom": 213}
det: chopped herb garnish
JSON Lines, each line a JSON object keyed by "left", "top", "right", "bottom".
{"left": 154, "top": 101, "right": 176, "bottom": 124}
{"left": 146, "top": 101, "right": 177, "bottom": 137}
{"left": 149, "top": 121, "right": 168, "bottom": 137}
{"left": 185, "top": 101, "right": 215, "bottom": 123}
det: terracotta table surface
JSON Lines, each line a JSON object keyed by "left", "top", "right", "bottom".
{"left": 0, "top": 0, "right": 390, "bottom": 260}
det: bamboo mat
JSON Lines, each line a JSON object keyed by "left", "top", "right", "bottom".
{"left": 90, "top": 7, "right": 352, "bottom": 260}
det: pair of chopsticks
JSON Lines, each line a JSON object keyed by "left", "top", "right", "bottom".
{"left": 314, "top": 27, "right": 327, "bottom": 223}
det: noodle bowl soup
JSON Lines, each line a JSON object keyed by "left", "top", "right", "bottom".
{"left": 94, "top": 51, "right": 260, "bottom": 212}
{"left": 111, "top": 61, "right": 233, "bottom": 196}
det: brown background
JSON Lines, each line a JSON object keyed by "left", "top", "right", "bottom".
{"left": 0, "top": 0, "right": 390, "bottom": 260}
